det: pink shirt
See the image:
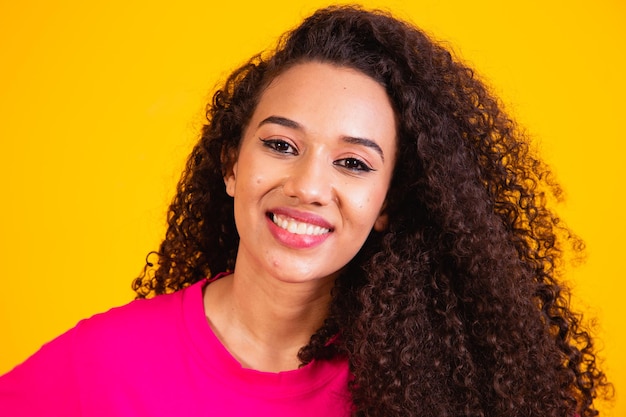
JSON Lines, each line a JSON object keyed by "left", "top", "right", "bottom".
{"left": 0, "top": 279, "right": 352, "bottom": 416}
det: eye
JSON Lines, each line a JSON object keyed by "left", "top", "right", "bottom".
{"left": 260, "top": 138, "right": 298, "bottom": 155}
{"left": 333, "top": 157, "right": 375, "bottom": 172}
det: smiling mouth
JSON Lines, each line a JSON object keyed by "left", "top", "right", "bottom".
{"left": 269, "top": 213, "right": 331, "bottom": 236}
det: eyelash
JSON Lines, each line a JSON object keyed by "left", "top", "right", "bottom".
{"left": 260, "top": 137, "right": 375, "bottom": 173}
{"left": 261, "top": 138, "right": 297, "bottom": 155}
{"left": 333, "top": 158, "right": 374, "bottom": 172}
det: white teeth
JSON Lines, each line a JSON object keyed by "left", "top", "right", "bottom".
{"left": 272, "top": 214, "right": 330, "bottom": 236}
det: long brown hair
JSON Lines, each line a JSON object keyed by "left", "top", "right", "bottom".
{"left": 134, "top": 5, "right": 610, "bottom": 416}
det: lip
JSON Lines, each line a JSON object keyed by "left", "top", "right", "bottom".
{"left": 269, "top": 207, "right": 334, "bottom": 230}
{"left": 266, "top": 207, "right": 333, "bottom": 249}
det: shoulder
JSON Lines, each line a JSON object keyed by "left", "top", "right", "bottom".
{"left": 0, "top": 280, "right": 212, "bottom": 415}
{"left": 74, "top": 280, "right": 206, "bottom": 350}
{"left": 68, "top": 279, "right": 208, "bottom": 394}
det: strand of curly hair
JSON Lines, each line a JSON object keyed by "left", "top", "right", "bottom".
{"left": 133, "top": 5, "right": 610, "bottom": 417}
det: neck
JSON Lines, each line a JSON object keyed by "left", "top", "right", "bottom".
{"left": 203, "top": 268, "right": 335, "bottom": 372}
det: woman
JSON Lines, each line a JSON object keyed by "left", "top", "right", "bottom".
{"left": 0, "top": 5, "right": 609, "bottom": 417}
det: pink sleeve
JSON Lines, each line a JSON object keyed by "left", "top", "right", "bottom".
{"left": 0, "top": 327, "right": 81, "bottom": 417}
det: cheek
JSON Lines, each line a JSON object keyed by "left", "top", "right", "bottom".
{"left": 346, "top": 184, "right": 386, "bottom": 222}
{"left": 235, "top": 164, "right": 269, "bottom": 198}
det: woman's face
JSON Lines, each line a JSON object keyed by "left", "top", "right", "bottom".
{"left": 225, "top": 61, "right": 397, "bottom": 285}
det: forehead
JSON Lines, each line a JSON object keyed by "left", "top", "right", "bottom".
{"left": 259, "top": 61, "right": 392, "bottom": 113}
{"left": 247, "top": 61, "right": 397, "bottom": 152}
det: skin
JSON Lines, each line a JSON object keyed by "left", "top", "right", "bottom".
{"left": 204, "top": 62, "right": 397, "bottom": 372}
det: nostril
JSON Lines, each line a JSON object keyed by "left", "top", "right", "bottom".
{"left": 282, "top": 166, "right": 334, "bottom": 206}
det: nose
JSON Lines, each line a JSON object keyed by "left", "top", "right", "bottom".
{"left": 282, "top": 152, "right": 334, "bottom": 206}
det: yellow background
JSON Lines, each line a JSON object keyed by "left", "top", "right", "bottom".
{"left": 0, "top": 0, "right": 623, "bottom": 414}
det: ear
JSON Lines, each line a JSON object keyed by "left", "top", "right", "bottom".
{"left": 224, "top": 161, "right": 238, "bottom": 197}
{"left": 222, "top": 146, "right": 239, "bottom": 197}
{"left": 373, "top": 212, "right": 389, "bottom": 232}
{"left": 373, "top": 200, "right": 389, "bottom": 232}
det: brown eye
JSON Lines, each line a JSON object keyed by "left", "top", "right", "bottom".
{"left": 260, "top": 138, "right": 298, "bottom": 155}
{"left": 333, "top": 158, "right": 374, "bottom": 172}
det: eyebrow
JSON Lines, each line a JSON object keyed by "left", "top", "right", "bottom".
{"left": 258, "top": 115, "right": 301, "bottom": 130}
{"left": 342, "top": 136, "right": 385, "bottom": 162}
{"left": 258, "top": 115, "right": 385, "bottom": 162}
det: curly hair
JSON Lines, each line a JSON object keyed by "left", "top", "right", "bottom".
{"left": 133, "top": 5, "right": 610, "bottom": 416}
